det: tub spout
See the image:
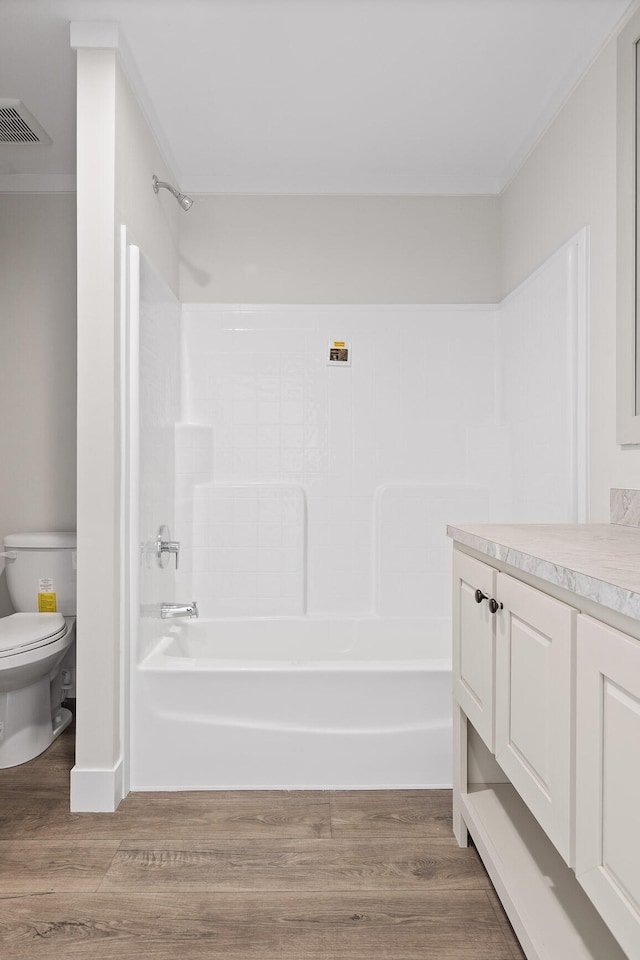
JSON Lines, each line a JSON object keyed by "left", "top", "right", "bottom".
{"left": 161, "top": 602, "right": 199, "bottom": 619}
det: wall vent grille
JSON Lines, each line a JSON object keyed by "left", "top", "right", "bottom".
{"left": 0, "top": 100, "right": 51, "bottom": 144}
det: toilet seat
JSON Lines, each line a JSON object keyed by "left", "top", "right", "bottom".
{"left": 0, "top": 613, "right": 67, "bottom": 658}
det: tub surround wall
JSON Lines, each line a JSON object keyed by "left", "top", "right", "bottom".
{"left": 177, "top": 481, "right": 306, "bottom": 619}
{"left": 376, "top": 484, "right": 490, "bottom": 618}
{"left": 129, "top": 253, "right": 182, "bottom": 784}
{"left": 176, "top": 305, "right": 500, "bottom": 619}
{"left": 137, "top": 257, "right": 181, "bottom": 655}
{"left": 173, "top": 233, "right": 586, "bottom": 621}
{"left": 500, "top": 230, "right": 588, "bottom": 523}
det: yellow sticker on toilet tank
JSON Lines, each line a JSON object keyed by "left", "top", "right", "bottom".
{"left": 38, "top": 593, "right": 57, "bottom": 612}
{"left": 37, "top": 579, "right": 56, "bottom": 612}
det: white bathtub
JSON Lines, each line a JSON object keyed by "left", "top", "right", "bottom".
{"left": 132, "top": 617, "right": 452, "bottom": 790}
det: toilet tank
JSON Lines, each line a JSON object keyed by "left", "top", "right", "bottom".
{"left": 3, "top": 532, "right": 77, "bottom": 615}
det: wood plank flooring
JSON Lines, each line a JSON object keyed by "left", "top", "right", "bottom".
{"left": 0, "top": 723, "right": 525, "bottom": 959}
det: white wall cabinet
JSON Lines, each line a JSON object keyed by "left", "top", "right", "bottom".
{"left": 575, "top": 615, "right": 640, "bottom": 960}
{"left": 452, "top": 545, "right": 631, "bottom": 960}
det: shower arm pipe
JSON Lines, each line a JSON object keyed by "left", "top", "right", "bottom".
{"left": 152, "top": 174, "right": 193, "bottom": 211}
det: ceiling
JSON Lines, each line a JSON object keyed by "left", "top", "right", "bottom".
{"left": 0, "top": 0, "right": 635, "bottom": 195}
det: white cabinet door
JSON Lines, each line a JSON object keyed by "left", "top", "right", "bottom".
{"left": 453, "top": 551, "right": 497, "bottom": 751}
{"left": 575, "top": 615, "right": 640, "bottom": 960}
{"left": 495, "top": 573, "right": 575, "bottom": 865}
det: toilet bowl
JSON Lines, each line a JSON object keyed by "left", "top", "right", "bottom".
{"left": 0, "top": 533, "right": 76, "bottom": 768}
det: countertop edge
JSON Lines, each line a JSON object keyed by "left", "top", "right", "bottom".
{"left": 447, "top": 524, "right": 640, "bottom": 623}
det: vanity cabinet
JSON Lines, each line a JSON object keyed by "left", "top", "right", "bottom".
{"left": 575, "top": 615, "right": 640, "bottom": 960}
{"left": 453, "top": 554, "right": 575, "bottom": 864}
{"left": 452, "top": 544, "right": 631, "bottom": 960}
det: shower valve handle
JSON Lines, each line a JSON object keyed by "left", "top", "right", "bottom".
{"left": 156, "top": 525, "right": 180, "bottom": 569}
{"left": 160, "top": 540, "right": 180, "bottom": 569}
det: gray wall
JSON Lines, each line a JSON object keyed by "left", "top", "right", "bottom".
{"left": 0, "top": 193, "right": 77, "bottom": 616}
{"left": 179, "top": 194, "right": 500, "bottom": 304}
{"left": 500, "top": 31, "right": 632, "bottom": 522}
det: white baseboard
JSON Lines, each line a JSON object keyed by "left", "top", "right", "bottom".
{"left": 70, "top": 759, "right": 125, "bottom": 812}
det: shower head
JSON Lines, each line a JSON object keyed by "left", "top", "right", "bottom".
{"left": 152, "top": 174, "right": 193, "bottom": 211}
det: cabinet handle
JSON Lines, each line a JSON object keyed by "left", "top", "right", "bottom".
{"left": 488, "top": 597, "right": 503, "bottom": 614}
{"left": 475, "top": 589, "right": 489, "bottom": 604}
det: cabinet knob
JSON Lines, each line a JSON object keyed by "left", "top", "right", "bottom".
{"left": 488, "top": 597, "right": 503, "bottom": 614}
{"left": 475, "top": 589, "right": 488, "bottom": 604}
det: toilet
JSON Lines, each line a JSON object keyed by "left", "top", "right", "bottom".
{"left": 0, "top": 532, "right": 76, "bottom": 768}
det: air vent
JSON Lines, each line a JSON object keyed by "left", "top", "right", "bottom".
{"left": 0, "top": 100, "right": 51, "bottom": 145}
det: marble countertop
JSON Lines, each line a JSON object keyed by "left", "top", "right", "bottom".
{"left": 447, "top": 523, "right": 640, "bottom": 621}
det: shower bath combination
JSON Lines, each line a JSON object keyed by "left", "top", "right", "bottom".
{"left": 152, "top": 174, "right": 193, "bottom": 211}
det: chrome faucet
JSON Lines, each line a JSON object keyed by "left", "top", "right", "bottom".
{"left": 161, "top": 601, "right": 199, "bottom": 619}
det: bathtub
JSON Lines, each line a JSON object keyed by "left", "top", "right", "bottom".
{"left": 131, "top": 617, "right": 452, "bottom": 790}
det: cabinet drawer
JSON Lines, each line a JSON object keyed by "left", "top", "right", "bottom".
{"left": 453, "top": 552, "right": 497, "bottom": 751}
{"left": 496, "top": 573, "right": 576, "bottom": 865}
{"left": 576, "top": 615, "right": 640, "bottom": 960}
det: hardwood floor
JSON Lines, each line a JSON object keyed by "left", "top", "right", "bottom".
{"left": 0, "top": 723, "right": 525, "bottom": 959}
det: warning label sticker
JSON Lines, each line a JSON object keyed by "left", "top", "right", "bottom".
{"left": 38, "top": 593, "right": 57, "bottom": 613}
{"left": 38, "top": 579, "right": 57, "bottom": 612}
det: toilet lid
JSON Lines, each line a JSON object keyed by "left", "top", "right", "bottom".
{"left": 0, "top": 613, "right": 67, "bottom": 657}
